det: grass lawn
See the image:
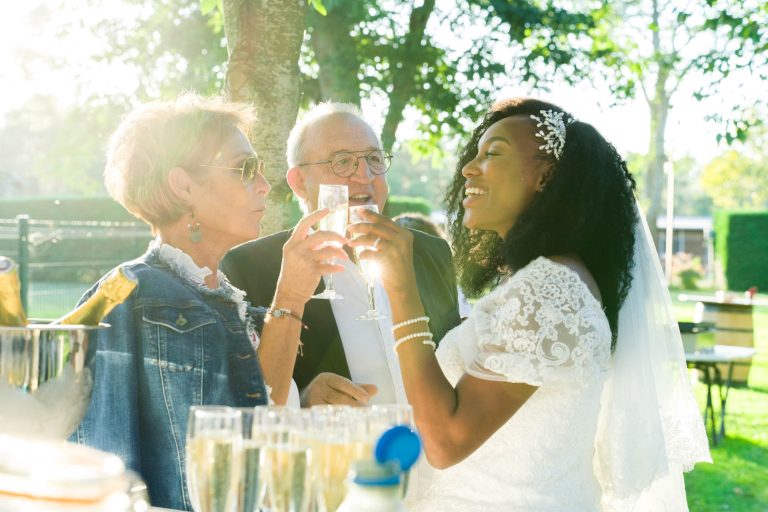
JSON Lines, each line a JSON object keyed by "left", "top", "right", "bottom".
{"left": 680, "top": 296, "right": 768, "bottom": 511}
{"left": 25, "top": 284, "right": 768, "bottom": 510}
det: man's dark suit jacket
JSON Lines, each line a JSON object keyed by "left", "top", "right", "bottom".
{"left": 221, "top": 228, "right": 462, "bottom": 392}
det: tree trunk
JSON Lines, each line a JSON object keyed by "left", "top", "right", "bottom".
{"left": 222, "top": 0, "right": 305, "bottom": 234}
{"left": 644, "top": 0, "right": 670, "bottom": 235}
{"left": 380, "top": 0, "right": 436, "bottom": 153}
{"left": 308, "top": 2, "right": 363, "bottom": 105}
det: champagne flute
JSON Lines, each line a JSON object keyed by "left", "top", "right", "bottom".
{"left": 186, "top": 406, "right": 242, "bottom": 512}
{"left": 234, "top": 407, "right": 265, "bottom": 512}
{"left": 311, "top": 184, "right": 349, "bottom": 300}
{"left": 259, "top": 407, "right": 311, "bottom": 512}
{"left": 348, "top": 204, "right": 385, "bottom": 320}
{"left": 310, "top": 405, "right": 354, "bottom": 512}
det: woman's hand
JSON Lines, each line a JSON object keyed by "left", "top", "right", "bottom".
{"left": 274, "top": 209, "right": 348, "bottom": 307}
{"left": 347, "top": 209, "right": 417, "bottom": 296}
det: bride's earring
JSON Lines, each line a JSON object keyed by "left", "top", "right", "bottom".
{"left": 187, "top": 211, "right": 201, "bottom": 243}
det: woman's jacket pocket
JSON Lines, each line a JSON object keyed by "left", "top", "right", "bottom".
{"left": 140, "top": 302, "right": 219, "bottom": 373}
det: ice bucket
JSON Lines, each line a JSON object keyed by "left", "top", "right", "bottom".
{"left": 0, "top": 323, "right": 106, "bottom": 439}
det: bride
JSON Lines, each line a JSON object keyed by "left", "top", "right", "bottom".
{"left": 348, "top": 97, "right": 711, "bottom": 511}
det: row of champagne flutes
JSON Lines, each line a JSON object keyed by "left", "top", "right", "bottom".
{"left": 186, "top": 404, "right": 414, "bottom": 512}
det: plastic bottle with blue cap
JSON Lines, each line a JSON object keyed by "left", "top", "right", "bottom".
{"left": 337, "top": 425, "right": 422, "bottom": 512}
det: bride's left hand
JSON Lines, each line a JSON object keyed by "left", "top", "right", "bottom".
{"left": 346, "top": 210, "right": 417, "bottom": 295}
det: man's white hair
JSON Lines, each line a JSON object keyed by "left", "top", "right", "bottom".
{"left": 285, "top": 102, "right": 378, "bottom": 168}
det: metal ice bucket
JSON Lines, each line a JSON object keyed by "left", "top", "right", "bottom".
{"left": 0, "top": 323, "right": 107, "bottom": 439}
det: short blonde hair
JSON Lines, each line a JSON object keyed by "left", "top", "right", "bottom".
{"left": 286, "top": 102, "right": 375, "bottom": 167}
{"left": 104, "top": 93, "right": 257, "bottom": 228}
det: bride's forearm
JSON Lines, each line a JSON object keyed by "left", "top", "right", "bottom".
{"left": 388, "top": 286, "right": 463, "bottom": 465}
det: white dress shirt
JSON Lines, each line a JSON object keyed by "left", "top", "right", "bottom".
{"left": 328, "top": 258, "right": 406, "bottom": 405}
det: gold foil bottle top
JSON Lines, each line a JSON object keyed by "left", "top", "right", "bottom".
{"left": 54, "top": 266, "right": 138, "bottom": 326}
{"left": 0, "top": 257, "right": 28, "bottom": 326}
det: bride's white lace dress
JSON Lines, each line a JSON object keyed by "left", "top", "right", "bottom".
{"left": 409, "top": 256, "right": 612, "bottom": 512}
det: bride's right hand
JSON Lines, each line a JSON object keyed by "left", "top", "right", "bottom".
{"left": 274, "top": 208, "right": 348, "bottom": 306}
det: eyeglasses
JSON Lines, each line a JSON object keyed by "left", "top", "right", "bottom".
{"left": 297, "top": 150, "right": 392, "bottom": 178}
{"left": 200, "top": 156, "right": 265, "bottom": 184}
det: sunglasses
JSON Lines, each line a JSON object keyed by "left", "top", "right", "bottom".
{"left": 200, "top": 156, "right": 265, "bottom": 184}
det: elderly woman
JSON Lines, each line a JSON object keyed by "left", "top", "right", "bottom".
{"left": 71, "top": 94, "right": 346, "bottom": 510}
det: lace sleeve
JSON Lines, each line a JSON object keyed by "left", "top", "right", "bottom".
{"left": 466, "top": 258, "right": 611, "bottom": 387}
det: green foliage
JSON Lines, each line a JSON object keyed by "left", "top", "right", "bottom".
{"left": 596, "top": 0, "right": 767, "bottom": 142}
{"left": 713, "top": 211, "right": 768, "bottom": 291}
{"left": 0, "top": 96, "right": 126, "bottom": 195}
{"left": 382, "top": 196, "right": 431, "bottom": 218}
{"left": 670, "top": 252, "right": 703, "bottom": 290}
{"left": 92, "top": 0, "right": 229, "bottom": 101}
{"left": 702, "top": 150, "right": 768, "bottom": 210}
{"left": 625, "top": 152, "right": 713, "bottom": 217}
{"left": 387, "top": 147, "right": 455, "bottom": 213}
{"left": 308, "top": 0, "right": 327, "bottom": 16}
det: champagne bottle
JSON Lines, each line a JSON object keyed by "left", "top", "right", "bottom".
{"left": 0, "top": 257, "right": 28, "bottom": 326}
{"left": 53, "top": 266, "right": 138, "bottom": 325}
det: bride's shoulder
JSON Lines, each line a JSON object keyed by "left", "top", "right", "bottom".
{"left": 507, "top": 256, "right": 603, "bottom": 306}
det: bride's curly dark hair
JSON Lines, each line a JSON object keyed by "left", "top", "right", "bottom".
{"left": 445, "top": 98, "right": 638, "bottom": 349}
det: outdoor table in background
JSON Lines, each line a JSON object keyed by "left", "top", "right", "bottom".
{"left": 685, "top": 345, "right": 757, "bottom": 446}
{"left": 678, "top": 293, "right": 763, "bottom": 385}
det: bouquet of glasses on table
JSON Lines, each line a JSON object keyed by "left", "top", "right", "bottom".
{"left": 185, "top": 404, "right": 417, "bottom": 512}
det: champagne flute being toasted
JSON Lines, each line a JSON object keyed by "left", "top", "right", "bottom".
{"left": 311, "top": 184, "right": 349, "bottom": 300}
{"left": 348, "top": 204, "right": 385, "bottom": 320}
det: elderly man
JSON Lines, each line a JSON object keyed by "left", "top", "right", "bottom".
{"left": 221, "top": 103, "right": 460, "bottom": 406}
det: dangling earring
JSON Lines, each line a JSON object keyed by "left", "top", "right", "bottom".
{"left": 187, "top": 211, "right": 201, "bottom": 243}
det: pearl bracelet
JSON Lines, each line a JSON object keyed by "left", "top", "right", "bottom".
{"left": 392, "top": 316, "right": 430, "bottom": 333}
{"left": 394, "top": 331, "right": 435, "bottom": 352}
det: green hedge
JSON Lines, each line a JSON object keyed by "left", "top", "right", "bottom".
{"left": 284, "top": 195, "right": 432, "bottom": 226}
{"left": 0, "top": 196, "right": 136, "bottom": 222}
{"left": 714, "top": 210, "right": 768, "bottom": 291}
{"left": 0, "top": 194, "right": 432, "bottom": 224}
{"left": 383, "top": 196, "right": 432, "bottom": 217}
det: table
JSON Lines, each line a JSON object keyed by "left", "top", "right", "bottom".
{"left": 678, "top": 294, "right": 759, "bottom": 385}
{"left": 685, "top": 345, "right": 757, "bottom": 445}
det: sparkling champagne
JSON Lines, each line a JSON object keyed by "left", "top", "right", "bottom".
{"left": 262, "top": 443, "right": 310, "bottom": 512}
{"left": 237, "top": 439, "right": 263, "bottom": 512}
{"left": 319, "top": 206, "right": 348, "bottom": 237}
{"left": 350, "top": 440, "right": 374, "bottom": 463}
{"left": 186, "top": 436, "right": 241, "bottom": 512}
{"left": 0, "top": 257, "right": 27, "bottom": 326}
{"left": 354, "top": 247, "right": 378, "bottom": 282}
{"left": 53, "top": 266, "right": 137, "bottom": 325}
{"left": 311, "top": 439, "right": 353, "bottom": 512}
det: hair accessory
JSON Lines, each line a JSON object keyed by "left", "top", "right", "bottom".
{"left": 187, "top": 212, "right": 201, "bottom": 243}
{"left": 530, "top": 109, "right": 575, "bottom": 160}
{"left": 394, "top": 332, "right": 435, "bottom": 352}
{"left": 392, "top": 316, "right": 430, "bottom": 333}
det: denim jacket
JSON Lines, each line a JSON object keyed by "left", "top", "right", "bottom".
{"left": 71, "top": 244, "right": 268, "bottom": 511}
